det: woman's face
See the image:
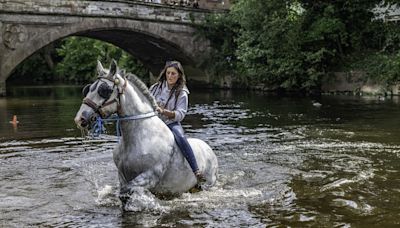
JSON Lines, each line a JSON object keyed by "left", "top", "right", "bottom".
{"left": 166, "top": 67, "right": 179, "bottom": 87}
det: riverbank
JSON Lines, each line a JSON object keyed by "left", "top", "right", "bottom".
{"left": 321, "top": 71, "right": 400, "bottom": 96}
{"left": 213, "top": 71, "right": 399, "bottom": 97}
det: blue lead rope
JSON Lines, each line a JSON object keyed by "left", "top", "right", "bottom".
{"left": 91, "top": 116, "right": 106, "bottom": 136}
{"left": 90, "top": 112, "right": 157, "bottom": 137}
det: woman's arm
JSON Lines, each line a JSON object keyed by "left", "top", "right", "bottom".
{"left": 158, "top": 91, "right": 188, "bottom": 121}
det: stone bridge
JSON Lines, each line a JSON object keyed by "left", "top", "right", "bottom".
{"left": 0, "top": 0, "right": 220, "bottom": 96}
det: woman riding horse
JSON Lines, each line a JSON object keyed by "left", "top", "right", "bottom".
{"left": 74, "top": 60, "right": 217, "bottom": 208}
{"left": 149, "top": 60, "right": 206, "bottom": 186}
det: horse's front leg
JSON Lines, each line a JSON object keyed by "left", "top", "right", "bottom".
{"left": 119, "top": 164, "right": 164, "bottom": 202}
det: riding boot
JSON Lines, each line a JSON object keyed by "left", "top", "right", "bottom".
{"left": 195, "top": 170, "right": 206, "bottom": 184}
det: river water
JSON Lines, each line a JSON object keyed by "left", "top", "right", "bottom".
{"left": 1, "top": 85, "right": 399, "bottom": 227}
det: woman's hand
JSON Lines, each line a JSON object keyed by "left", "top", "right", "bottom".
{"left": 162, "top": 109, "right": 175, "bottom": 119}
{"left": 156, "top": 106, "right": 175, "bottom": 119}
{"left": 156, "top": 106, "right": 164, "bottom": 114}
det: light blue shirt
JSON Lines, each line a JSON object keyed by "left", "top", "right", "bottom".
{"left": 150, "top": 81, "right": 190, "bottom": 125}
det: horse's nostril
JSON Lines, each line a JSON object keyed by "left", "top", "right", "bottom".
{"left": 80, "top": 117, "right": 88, "bottom": 127}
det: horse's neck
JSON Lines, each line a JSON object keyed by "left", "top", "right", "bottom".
{"left": 117, "top": 82, "right": 169, "bottom": 152}
{"left": 119, "top": 83, "right": 153, "bottom": 116}
{"left": 117, "top": 83, "right": 156, "bottom": 142}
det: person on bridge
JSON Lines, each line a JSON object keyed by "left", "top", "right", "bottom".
{"left": 149, "top": 60, "right": 206, "bottom": 186}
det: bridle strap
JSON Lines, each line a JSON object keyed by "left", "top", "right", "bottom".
{"left": 82, "top": 75, "right": 126, "bottom": 115}
{"left": 102, "top": 98, "right": 118, "bottom": 108}
{"left": 82, "top": 74, "right": 149, "bottom": 119}
{"left": 96, "top": 75, "right": 128, "bottom": 114}
{"left": 83, "top": 97, "right": 99, "bottom": 111}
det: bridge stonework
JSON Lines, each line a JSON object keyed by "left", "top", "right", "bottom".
{"left": 0, "top": 0, "right": 217, "bottom": 96}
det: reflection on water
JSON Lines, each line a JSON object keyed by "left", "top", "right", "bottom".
{"left": 0, "top": 85, "right": 83, "bottom": 142}
{"left": 1, "top": 85, "right": 400, "bottom": 227}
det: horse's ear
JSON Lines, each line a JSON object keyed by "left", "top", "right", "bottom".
{"left": 97, "top": 60, "right": 105, "bottom": 75}
{"left": 108, "top": 59, "right": 118, "bottom": 78}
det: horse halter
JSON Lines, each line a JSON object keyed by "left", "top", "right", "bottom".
{"left": 81, "top": 75, "right": 127, "bottom": 118}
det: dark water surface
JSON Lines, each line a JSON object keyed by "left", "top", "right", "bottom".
{"left": 1, "top": 85, "right": 400, "bottom": 227}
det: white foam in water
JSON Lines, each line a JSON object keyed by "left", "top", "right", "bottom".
{"left": 169, "top": 187, "right": 266, "bottom": 209}
{"left": 124, "top": 187, "right": 169, "bottom": 213}
{"left": 98, "top": 185, "right": 113, "bottom": 197}
{"left": 96, "top": 185, "right": 117, "bottom": 206}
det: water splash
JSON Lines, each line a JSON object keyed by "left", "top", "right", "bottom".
{"left": 96, "top": 185, "right": 119, "bottom": 207}
{"left": 123, "top": 187, "right": 168, "bottom": 213}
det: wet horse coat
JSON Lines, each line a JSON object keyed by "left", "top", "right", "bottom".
{"left": 74, "top": 61, "right": 218, "bottom": 202}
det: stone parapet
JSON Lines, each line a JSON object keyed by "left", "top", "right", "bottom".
{"left": 0, "top": 0, "right": 212, "bottom": 24}
{"left": 198, "top": 0, "right": 230, "bottom": 10}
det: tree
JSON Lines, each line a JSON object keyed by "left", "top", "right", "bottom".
{"left": 231, "top": 0, "right": 309, "bottom": 89}
{"left": 56, "top": 37, "right": 111, "bottom": 82}
{"left": 199, "top": 0, "right": 400, "bottom": 91}
{"left": 56, "top": 36, "right": 148, "bottom": 83}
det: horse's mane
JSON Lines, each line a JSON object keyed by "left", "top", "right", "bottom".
{"left": 123, "top": 71, "right": 158, "bottom": 110}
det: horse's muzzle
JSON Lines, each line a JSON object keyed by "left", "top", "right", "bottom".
{"left": 74, "top": 110, "right": 96, "bottom": 129}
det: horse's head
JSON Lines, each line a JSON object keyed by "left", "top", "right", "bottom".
{"left": 74, "top": 60, "right": 127, "bottom": 129}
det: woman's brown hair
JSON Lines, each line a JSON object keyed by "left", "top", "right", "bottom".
{"left": 156, "top": 60, "right": 186, "bottom": 90}
{"left": 152, "top": 60, "right": 187, "bottom": 109}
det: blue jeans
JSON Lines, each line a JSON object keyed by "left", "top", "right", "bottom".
{"left": 167, "top": 122, "right": 199, "bottom": 172}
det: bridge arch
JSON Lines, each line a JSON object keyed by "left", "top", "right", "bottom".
{"left": 0, "top": 0, "right": 217, "bottom": 95}
{"left": 2, "top": 18, "right": 209, "bottom": 83}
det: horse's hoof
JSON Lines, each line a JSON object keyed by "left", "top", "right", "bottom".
{"left": 119, "top": 193, "right": 130, "bottom": 205}
{"left": 189, "top": 184, "right": 203, "bottom": 193}
{"left": 195, "top": 171, "right": 207, "bottom": 184}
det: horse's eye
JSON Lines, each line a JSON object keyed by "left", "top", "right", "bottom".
{"left": 82, "top": 84, "right": 91, "bottom": 97}
{"left": 98, "top": 82, "right": 113, "bottom": 99}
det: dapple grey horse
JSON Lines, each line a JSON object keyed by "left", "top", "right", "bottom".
{"left": 74, "top": 60, "right": 218, "bottom": 206}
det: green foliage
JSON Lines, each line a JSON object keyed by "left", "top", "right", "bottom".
{"left": 10, "top": 1, "right": 400, "bottom": 91}
{"left": 10, "top": 36, "right": 147, "bottom": 84}
{"left": 199, "top": 0, "right": 400, "bottom": 92}
{"left": 56, "top": 37, "right": 104, "bottom": 83}
{"left": 233, "top": 0, "right": 307, "bottom": 88}
{"left": 342, "top": 22, "right": 400, "bottom": 85}
{"left": 196, "top": 13, "right": 238, "bottom": 78}
{"left": 56, "top": 36, "right": 148, "bottom": 83}
{"left": 382, "top": 22, "right": 400, "bottom": 53}
{"left": 366, "top": 52, "right": 400, "bottom": 84}
{"left": 343, "top": 51, "right": 400, "bottom": 85}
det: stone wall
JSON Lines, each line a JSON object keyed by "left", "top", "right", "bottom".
{"left": 321, "top": 71, "right": 400, "bottom": 96}
{"left": 199, "top": 0, "right": 230, "bottom": 10}
{"left": 159, "top": 0, "right": 230, "bottom": 9}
